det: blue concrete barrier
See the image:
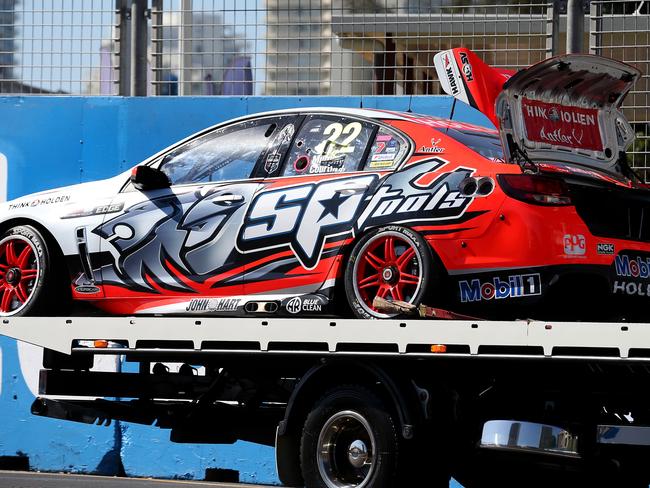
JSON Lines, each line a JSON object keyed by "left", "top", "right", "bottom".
{"left": 0, "top": 95, "right": 487, "bottom": 484}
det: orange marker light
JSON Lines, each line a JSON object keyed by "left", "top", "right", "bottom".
{"left": 94, "top": 340, "right": 109, "bottom": 348}
{"left": 430, "top": 344, "right": 447, "bottom": 353}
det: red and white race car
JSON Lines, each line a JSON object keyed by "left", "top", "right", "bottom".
{"left": 0, "top": 48, "right": 644, "bottom": 319}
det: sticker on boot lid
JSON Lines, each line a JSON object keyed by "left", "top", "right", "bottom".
{"left": 496, "top": 54, "right": 640, "bottom": 174}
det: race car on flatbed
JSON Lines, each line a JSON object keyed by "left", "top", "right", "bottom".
{"left": 0, "top": 48, "right": 645, "bottom": 319}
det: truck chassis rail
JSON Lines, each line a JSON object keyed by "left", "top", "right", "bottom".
{"left": 1, "top": 315, "right": 649, "bottom": 361}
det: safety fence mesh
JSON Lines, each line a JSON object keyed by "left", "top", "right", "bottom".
{"left": 149, "top": 0, "right": 554, "bottom": 97}
{"left": 0, "top": 0, "right": 555, "bottom": 96}
{"left": 0, "top": 0, "right": 648, "bottom": 177}
{"left": 0, "top": 0, "right": 119, "bottom": 95}
{"left": 590, "top": 0, "right": 650, "bottom": 179}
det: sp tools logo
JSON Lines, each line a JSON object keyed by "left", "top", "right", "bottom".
{"left": 238, "top": 159, "right": 477, "bottom": 270}
{"left": 459, "top": 274, "right": 541, "bottom": 303}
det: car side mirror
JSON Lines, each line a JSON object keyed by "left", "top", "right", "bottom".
{"left": 130, "top": 165, "right": 171, "bottom": 191}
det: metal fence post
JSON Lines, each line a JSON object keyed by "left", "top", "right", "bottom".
{"left": 151, "top": 0, "right": 163, "bottom": 96}
{"left": 130, "top": 0, "right": 148, "bottom": 96}
{"left": 589, "top": 1, "right": 602, "bottom": 55}
{"left": 117, "top": 0, "right": 131, "bottom": 96}
{"left": 546, "top": 1, "right": 561, "bottom": 58}
{"left": 567, "top": 0, "right": 585, "bottom": 53}
{"left": 179, "top": 0, "right": 193, "bottom": 96}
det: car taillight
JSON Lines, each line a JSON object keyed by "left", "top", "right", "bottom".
{"left": 497, "top": 174, "right": 572, "bottom": 206}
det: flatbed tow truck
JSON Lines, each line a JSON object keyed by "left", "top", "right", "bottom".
{"left": 3, "top": 313, "right": 650, "bottom": 488}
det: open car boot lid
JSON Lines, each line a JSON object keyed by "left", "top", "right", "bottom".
{"left": 434, "top": 48, "right": 641, "bottom": 177}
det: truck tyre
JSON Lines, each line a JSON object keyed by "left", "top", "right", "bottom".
{"left": 345, "top": 226, "right": 434, "bottom": 319}
{"left": 0, "top": 225, "right": 63, "bottom": 316}
{"left": 300, "top": 385, "right": 398, "bottom": 488}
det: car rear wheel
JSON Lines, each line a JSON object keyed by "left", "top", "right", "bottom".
{"left": 0, "top": 225, "right": 60, "bottom": 316}
{"left": 345, "top": 226, "right": 433, "bottom": 319}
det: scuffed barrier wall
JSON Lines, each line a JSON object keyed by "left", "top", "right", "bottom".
{"left": 0, "top": 96, "right": 489, "bottom": 483}
{"left": 0, "top": 337, "right": 121, "bottom": 474}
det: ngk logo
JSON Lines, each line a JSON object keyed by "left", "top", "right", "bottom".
{"left": 563, "top": 234, "right": 585, "bottom": 256}
{"left": 459, "top": 273, "right": 541, "bottom": 303}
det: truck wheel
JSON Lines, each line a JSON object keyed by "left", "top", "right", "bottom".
{"left": 0, "top": 225, "right": 60, "bottom": 316}
{"left": 300, "top": 385, "right": 398, "bottom": 488}
{"left": 345, "top": 226, "right": 433, "bottom": 319}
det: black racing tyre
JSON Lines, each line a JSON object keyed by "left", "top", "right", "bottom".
{"left": 345, "top": 225, "right": 434, "bottom": 319}
{"left": 300, "top": 385, "right": 398, "bottom": 488}
{"left": 0, "top": 225, "right": 64, "bottom": 316}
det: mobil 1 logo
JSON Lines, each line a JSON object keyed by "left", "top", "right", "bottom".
{"left": 459, "top": 273, "right": 542, "bottom": 303}
{"left": 613, "top": 253, "right": 650, "bottom": 297}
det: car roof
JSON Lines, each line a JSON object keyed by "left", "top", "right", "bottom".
{"left": 139, "top": 106, "right": 492, "bottom": 168}
{"left": 248, "top": 106, "right": 408, "bottom": 120}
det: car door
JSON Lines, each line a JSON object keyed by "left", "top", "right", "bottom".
{"left": 95, "top": 115, "right": 297, "bottom": 313}
{"left": 238, "top": 114, "right": 382, "bottom": 298}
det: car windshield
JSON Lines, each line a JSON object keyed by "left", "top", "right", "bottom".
{"left": 443, "top": 127, "right": 504, "bottom": 161}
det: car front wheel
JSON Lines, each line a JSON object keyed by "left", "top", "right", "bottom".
{"left": 345, "top": 226, "right": 433, "bottom": 319}
{"left": 0, "top": 225, "right": 61, "bottom": 316}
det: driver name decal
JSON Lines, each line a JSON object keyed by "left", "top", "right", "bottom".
{"left": 521, "top": 98, "right": 603, "bottom": 151}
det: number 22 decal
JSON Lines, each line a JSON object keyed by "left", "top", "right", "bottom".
{"left": 314, "top": 122, "right": 362, "bottom": 156}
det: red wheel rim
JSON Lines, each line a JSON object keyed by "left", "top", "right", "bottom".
{"left": 355, "top": 233, "right": 422, "bottom": 315}
{"left": 0, "top": 237, "right": 38, "bottom": 314}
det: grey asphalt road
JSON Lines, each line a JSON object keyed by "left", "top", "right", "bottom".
{"left": 0, "top": 472, "right": 270, "bottom": 488}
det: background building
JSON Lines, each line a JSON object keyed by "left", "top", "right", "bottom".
{"left": 154, "top": 9, "right": 250, "bottom": 96}
{"left": 264, "top": 0, "right": 334, "bottom": 95}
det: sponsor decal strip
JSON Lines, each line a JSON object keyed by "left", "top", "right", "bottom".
{"left": 521, "top": 98, "right": 603, "bottom": 151}
{"left": 563, "top": 234, "right": 585, "bottom": 256}
{"left": 9, "top": 195, "right": 71, "bottom": 210}
{"left": 459, "top": 273, "right": 542, "bottom": 303}
{"left": 615, "top": 255, "right": 650, "bottom": 279}
{"left": 186, "top": 297, "right": 242, "bottom": 312}
{"left": 597, "top": 243, "right": 615, "bottom": 255}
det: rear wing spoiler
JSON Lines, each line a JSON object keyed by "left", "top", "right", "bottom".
{"left": 433, "top": 48, "right": 514, "bottom": 126}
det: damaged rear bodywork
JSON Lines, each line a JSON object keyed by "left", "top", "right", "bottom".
{"left": 435, "top": 48, "right": 641, "bottom": 176}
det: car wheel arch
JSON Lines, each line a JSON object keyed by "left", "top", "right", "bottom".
{"left": 344, "top": 224, "right": 449, "bottom": 317}
{"left": 0, "top": 218, "right": 70, "bottom": 280}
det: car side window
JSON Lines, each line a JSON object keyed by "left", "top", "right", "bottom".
{"left": 160, "top": 118, "right": 287, "bottom": 186}
{"left": 364, "top": 127, "right": 408, "bottom": 171}
{"left": 280, "top": 116, "right": 375, "bottom": 177}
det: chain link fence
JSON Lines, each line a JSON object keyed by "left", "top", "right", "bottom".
{"left": 147, "top": 0, "right": 555, "bottom": 97}
{"left": 0, "top": 0, "right": 647, "bottom": 163}
{"left": 590, "top": 0, "right": 650, "bottom": 179}
{"left": 0, "top": 0, "right": 119, "bottom": 95}
{"left": 1, "top": 0, "right": 558, "bottom": 96}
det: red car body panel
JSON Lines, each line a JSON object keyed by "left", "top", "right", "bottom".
{"left": 53, "top": 50, "right": 647, "bottom": 319}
